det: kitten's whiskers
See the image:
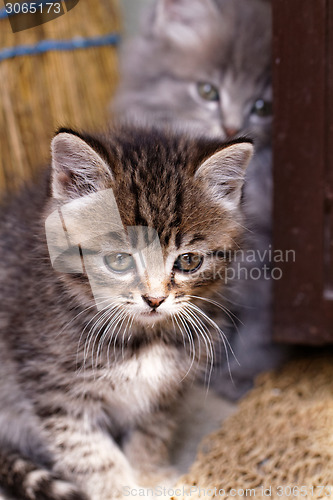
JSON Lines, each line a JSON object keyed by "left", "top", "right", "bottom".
{"left": 174, "top": 312, "right": 196, "bottom": 382}
{"left": 85, "top": 303, "right": 119, "bottom": 377}
{"left": 186, "top": 301, "right": 239, "bottom": 383}
{"left": 188, "top": 294, "right": 243, "bottom": 328}
{"left": 91, "top": 305, "right": 125, "bottom": 371}
{"left": 182, "top": 305, "right": 214, "bottom": 388}
{"left": 76, "top": 299, "right": 117, "bottom": 373}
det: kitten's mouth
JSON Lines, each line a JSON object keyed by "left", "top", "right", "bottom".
{"left": 138, "top": 309, "right": 166, "bottom": 325}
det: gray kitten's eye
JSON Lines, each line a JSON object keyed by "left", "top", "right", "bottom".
{"left": 251, "top": 99, "right": 273, "bottom": 117}
{"left": 174, "top": 253, "right": 203, "bottom": 273}
{"left": 104, "top": 253, "right": 135, "bottom": 273}
{"left": 197, "top": 82, "right": 219, "bottom": 102}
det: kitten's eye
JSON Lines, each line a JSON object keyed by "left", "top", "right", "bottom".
{"left": 251, "top": 99, "right": 273, "bottom": 117}
{"left": 174, "top": 253, "right": 203, "bottom": 273}
{"left": 104, "top": 253, "right": 135, "bottom": 273}
{"left": 197, "top": 82, "right": 219, "bottom": 102}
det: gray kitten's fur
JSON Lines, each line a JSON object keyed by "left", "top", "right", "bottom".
{"left": 113, "top": 0, "right": 287, "bottom": 399}
{"left": 0, "top": 126, "right": 252, "bottom": 499}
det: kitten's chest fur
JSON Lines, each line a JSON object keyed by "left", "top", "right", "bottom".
{"left": 95, "top": 344, "right": 186, "bottom": 426}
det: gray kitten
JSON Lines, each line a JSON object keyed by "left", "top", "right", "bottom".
{"left": 112, "top": 0, "right": 287, "bottom": 399}
{"left": 0, "top": 126, "right": 252, "bottom": 499}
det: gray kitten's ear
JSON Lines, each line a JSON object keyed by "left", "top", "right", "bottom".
{"left": 51, "top": 132, "right": 112, "bottom": 200}
{"left": 195, "top": 142, "right": 254, "bottom": 211}
{"left": 154, "top": 0, "right": 217, "bottom": 46}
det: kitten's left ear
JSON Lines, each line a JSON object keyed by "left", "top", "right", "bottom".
{"left": 154, "top": 0, "right": 218, "bottom": 46}
{"left": 195, "top": 141, "right": 254, "bottom": 211}
{"left": 51, "top": 131, "right": 112, "bottom": 201}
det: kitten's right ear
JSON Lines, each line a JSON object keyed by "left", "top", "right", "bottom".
{"left": 154, "top": 0, "right": 218, "bottom": 46}
{"left": 51, "top": 131, "right": 112, "bottom": 201}
{"left": 195, "top": 141, "right": 254, "bottom": 211}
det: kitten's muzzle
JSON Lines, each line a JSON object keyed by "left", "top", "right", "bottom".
{"left": 142, "top": 295, "right": 166, "bottom": 310}
{"left": 223, "top": 126, "right": 239, "bottom": 138}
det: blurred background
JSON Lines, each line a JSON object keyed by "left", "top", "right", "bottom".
{"left": 121, "top": 0, "right": 150, "bottom": 37}
{"left": 0, "top": 0, "right": 157, "bottom": 193}
{"left": 0, "top": 0, "right": 121, "bottom": 192}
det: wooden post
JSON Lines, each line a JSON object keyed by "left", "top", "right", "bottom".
{"left": 272, "top": 0, "right": 333, "bottom": 343}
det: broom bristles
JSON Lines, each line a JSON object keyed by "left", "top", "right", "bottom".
{"left": 0, "top": 0, "right": 121, "bottom": 193}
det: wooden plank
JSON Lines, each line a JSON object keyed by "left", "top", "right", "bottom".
{"left": 323, "top": 0, "right": 333, "bottom": 334}
{"left": 325, "top": 0, "right": 333, "bottom": 300}
{"left": 272, "top": 0, "right": 333, "bottom": 343}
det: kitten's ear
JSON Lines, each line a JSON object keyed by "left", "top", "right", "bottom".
{"left": 195, "top": 142, "right": 254, "bottom": 210}
{"left": 51, "top": 131, "right": 112, "bottom": 200}
{"left": 154, "top": 0, "right": 218, "bottom": 46}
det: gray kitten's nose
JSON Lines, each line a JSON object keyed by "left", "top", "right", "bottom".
{"left": 142, "top": 295, "right": 166, "bottom": 309}
{"left": 223, "top": 126, "right": 239, "bottom": 138}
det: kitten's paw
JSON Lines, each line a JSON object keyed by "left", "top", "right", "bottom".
{"left": 23, "top": 469, "right": 88, "bottom": 500}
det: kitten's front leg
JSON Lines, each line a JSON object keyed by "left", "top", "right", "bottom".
{"left": 44, "top": 415, "right": 138, "bottom": 500}
{"left": 123, "top": 409, "right": 179, "bottom": 487}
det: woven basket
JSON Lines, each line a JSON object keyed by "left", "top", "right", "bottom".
{"left": 0, "top": 0, "right": 121, "bottom": 193}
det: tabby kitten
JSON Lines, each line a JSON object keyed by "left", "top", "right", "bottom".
{"left": 0, "top": 126, "right": 252, "bottom": 500}
{"left": 112, "top": 0, "right": 286, "bottom": 399}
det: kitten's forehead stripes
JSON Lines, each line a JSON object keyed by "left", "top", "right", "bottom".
{"left": 189, "top": 234, "right": 206, "bottom": 244}
{"left": 174, "top": 231, "right": 183, "bottom": 249}
{"left": 109, "top": 132, "right": 193, "bottom": 244}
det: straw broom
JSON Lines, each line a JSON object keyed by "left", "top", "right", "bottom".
{"left": 0, "top": 0, "right": 121, "bottom": 193}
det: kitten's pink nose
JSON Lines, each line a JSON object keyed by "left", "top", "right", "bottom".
{"left": 142, "top": 295, "right": 166, "bottom": 309}
{"left": 223, "top": 126, "right": 239, "bottom": 138}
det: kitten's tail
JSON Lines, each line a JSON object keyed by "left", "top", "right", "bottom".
{"left": 0, "top": 450, "right": 87, "bottom": 500}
